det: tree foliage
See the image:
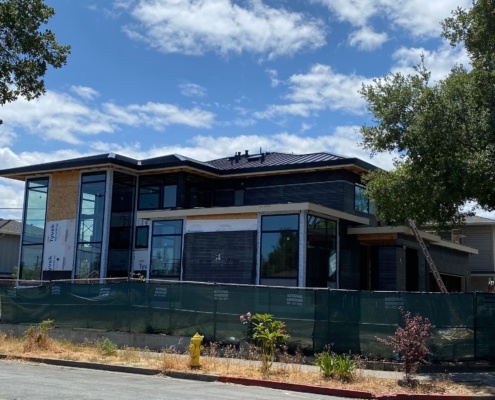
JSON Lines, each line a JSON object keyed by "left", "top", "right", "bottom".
{"left": 0, "top": 0, "right": 70, "bottom": 122}
{"left": 360, "top": 0, "right": 495, "bottom": 227}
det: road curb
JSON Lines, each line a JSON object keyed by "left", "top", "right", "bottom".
{"left": 218, "top": 376, "right": 375, "bottom": 398}
{"left": 0, "top": 354, "right": 493, "bottom": 399}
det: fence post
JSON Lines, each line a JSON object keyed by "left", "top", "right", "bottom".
{"left": 213, "top": 283, "right": 217, "bottom": 342}
{"left": 473, "top": 291, "right": 477, "bottom": 360}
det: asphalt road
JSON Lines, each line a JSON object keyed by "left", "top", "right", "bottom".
{"left": 0, "top": 360, "right": 362, "bottom": 400}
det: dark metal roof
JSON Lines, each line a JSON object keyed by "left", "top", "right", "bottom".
{"left": 207, "top": 151, "right": 344, "bottom": 170}
{"left": 0, "top": 151, "right": 376, "bottom": 180}
{"left": 0, "top": 219, "right": 22, "bottom": 236}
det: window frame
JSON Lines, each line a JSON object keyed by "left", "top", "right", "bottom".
{"left": 260, "top": 214, "right": 299, "bottom": 279}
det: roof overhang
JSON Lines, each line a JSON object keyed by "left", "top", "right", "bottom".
{"left": 0, "top": 153, "right": 376, "bottom": 181}
{"left": 138, "top": 202, "right": 370, "bottom": 225}
{"left": 348, "top": 226, "right": 479, "bottom": 254}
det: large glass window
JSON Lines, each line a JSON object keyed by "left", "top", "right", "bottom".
{"left": 261, "top": 214, "right": 299, "bottom": 278}
{"left": 355, "top": 185, "right": 369, "bottom": 213}
{"left": 107, "top": 172, "right": 136, "bottom": 278}
{"left": 75, "top": 172, "right": 106, "bottom": 279}
{"left": 138, "top": 174, "right": 177, "bottom": 210}
{"left": 306, "top": 215, "right": 337, "bottom": 287}
{"left": 20, "top": 178, "right": 49, "bottom": 280}
{"left": 150, "top": 220, "right": 183, "bottom": 278}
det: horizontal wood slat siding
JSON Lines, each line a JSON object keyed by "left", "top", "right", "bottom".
{"left": 463, "top": 226, "right": 494, "bottom": 272}
{"left": 378, "top": 247, "right": 396, "bottom": 291}
{"left": 183, "top": 231, "right": 256, "bottom": 284}
{"left": 245, "top": 181, "right": 349, "bottom": 211}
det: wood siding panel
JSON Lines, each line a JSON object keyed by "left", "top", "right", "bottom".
{"left": 47, "top": 171, "right": 79, "bottom": 222}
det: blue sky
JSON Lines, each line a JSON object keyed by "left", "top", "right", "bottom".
{"left": 1, "top": 0, "right": 487, "bottom": 221}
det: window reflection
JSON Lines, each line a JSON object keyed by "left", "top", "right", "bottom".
{"left": 75, "top": 173, "right": 106, "bottom": 279}
{"left": 20, "top": 178, "right": 49, "bottom": 280}
{"left": 151, "top": 220, "right": 183, "bottom": 278}
{"left": 261, "top": 214, "right": 299, "bottom": 278}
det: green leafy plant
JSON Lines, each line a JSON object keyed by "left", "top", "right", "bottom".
{"left": 96, "top": 337, "right": 118, "bottom": 356}
{"left": 314, "top": 348, "right": 357, "bottom": 382}
{"left": 314, "top": 350, "right": 337, "bottom": 378}
{"left": 377, "top": 309, "right": 434, "bottom": 383}
{"left": 240, "top": 312, "right": 289, "bottom": 375}
{"left": 334, "top": 353, "right": 358, "bottom": 382}
{"left": 23, "top": 319, "right": 54, "bottom": 351}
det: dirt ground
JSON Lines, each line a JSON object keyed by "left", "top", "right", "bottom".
{"left": 0, "top": 332, "right": 493, "bottom": 397}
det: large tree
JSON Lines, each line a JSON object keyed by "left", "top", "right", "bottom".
{"left": 360, "top": 0, "right": 495, "bottom": 228}
{"left": 0, "top": 0, "right": 70, "bottom": 123}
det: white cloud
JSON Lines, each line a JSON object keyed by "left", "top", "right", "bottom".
{"left": 391, "top": 43, "right": 470, "bottom": 81}
{"left": 256, "top": 64, "right": 372, "bottom": 119}
{"left": 179, "top": 82, "right": 207, "bottom": 98}
{"left": 124, "top": 102, "right": 214, "bottom": 129}
{"left": 315, "top": 0, "right": 472, "bottom": 38}
{"left": 70, "top": 85, "right": 100, "bottom": 100}
{"left": 1, "top": 89, "right": 216, "bottom": 145}
{"left": 348, "top": 26, "right": 388, "bottom": 51}
{"left": 0, "top": 178, "right": 24, "bottom": 220}
{"left": 118, "top": 0, "right": 326, "bottom": 59}
{"left": 0, "top": 127, "right": 16, "bottom": 147}
{"left": 266, "top": 69, "right": 281, "bottom": 87}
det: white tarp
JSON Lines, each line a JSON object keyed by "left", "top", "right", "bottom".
{"left": 43, "top": 219, "right": 76, "bottom": 271}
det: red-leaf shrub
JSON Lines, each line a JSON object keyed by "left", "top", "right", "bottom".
{"left": 377, "top": 309, "right": 434, "bottom": 382}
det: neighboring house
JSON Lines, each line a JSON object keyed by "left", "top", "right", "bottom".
{"left": 0, "top": 151, "right": 477, "bottom": 291}
{"left": 435, "top": 216, "right": 495, "bottom": 292}
{"left": 0, "top": 219, "right": 21, "bottom": 278}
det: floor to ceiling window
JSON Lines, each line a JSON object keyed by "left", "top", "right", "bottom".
{"left": 75, "top": 172, "right": 106, "bottom": 279}
{"left": 106, "top": 172, "right": 136, "bottom": 278}
{"left": 260, "top": 214, "right": 299, "bottom": 284}
{"left": 19, "top": 178, "right": 49, "bottom": 280}
{"left": 150, "top": 220, "right": 183, "bottom": 279}
{"left": 306, "top": 215, "right": 337, "bottom": 288}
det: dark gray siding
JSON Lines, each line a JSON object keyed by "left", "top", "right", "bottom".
{"left": 462, "top": 225, "right": 494, "bottom": 272}
{"left": 214, "top": 170, "right": 364, "bottom": 214}
{"left": 338, "top": 221, "right": 361, "bottom": 289}
{"left": 377, "top": 247, "right": 397, "bottom": 290}
{"left": 245, "top": 181, "right": 348, "bottom": 211}
{"left": 183, "top": 231, "right": 256, "bottom": 284}
{"left": 0, "top": 235, "right": 19, "bottom": 276}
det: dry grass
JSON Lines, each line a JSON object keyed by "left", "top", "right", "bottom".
{"left": 0, "top": 332, "right": 492, "bottom": 397}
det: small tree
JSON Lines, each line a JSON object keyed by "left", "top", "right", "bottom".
{"left": 240, "top": 312, "right": 289, "bottom": 375}
{"left": 377, "top": 309, "right": 434, "bottom": 383}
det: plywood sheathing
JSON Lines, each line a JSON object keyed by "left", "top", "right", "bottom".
{"left": 46, "top": 171, "right": 79, "bottom": 222}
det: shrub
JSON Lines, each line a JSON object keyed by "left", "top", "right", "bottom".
{"left": 314, "top": 350, "right": 336, "bottom": 378}
{"left": 240, "top": 312, "right": 289, "bottom": 375}
{"left": 377, "top": 309, "right": 434, "bottom": 383}
{"left": 96, "top": 337, "right": 118, "bottom": 356}
{"left": 334, "top": 353, "right": 358, "bottom": 382}
{"left": 23, "top": 319, "right": 54, "bottom": 351}
{"left": 314, "top": 348, "right": 357, "bottom": 382}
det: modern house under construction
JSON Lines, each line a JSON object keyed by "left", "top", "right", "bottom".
{"left": 0, "top": 151, "right": 477, "bottom": 292}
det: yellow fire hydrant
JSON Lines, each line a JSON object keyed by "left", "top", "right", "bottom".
{"left": 189, "top": 332, "right": 204, "bottom": 368}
